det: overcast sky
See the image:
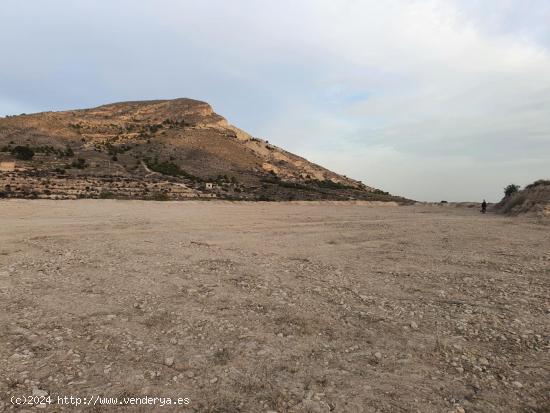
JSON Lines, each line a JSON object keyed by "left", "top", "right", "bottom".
{"left": 1, "top": 0, "right": 549, "bottom": 201}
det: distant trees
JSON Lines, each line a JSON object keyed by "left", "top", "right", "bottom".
{"left": 504, "top": 184, "right": 520, "bottom": 197}
{"left": 145, "top": 159, "right": 202, "bottom": 182}
{"left": 64, "top": 146, "right": 74, "bottom": 157}
{"left": 11, "top": 146, "right": 35, "bottom": 160}
{"left": 71, "top": 158, "right": 87, "bottom": 169}
{"left": 4, "top": 144, "right": 73, "bottom": 158}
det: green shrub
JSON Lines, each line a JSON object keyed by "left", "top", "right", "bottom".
{"left": 99, "top": 191, "right": 115, "bottom": 199}
{"left": 309, "top": 179, "right": 355, "bottom": 190}
{"left": 8, "top": 145, "right": 73, "bottom": 158}
{"left": 64, "top": 146, "right": 74, "bottom": 157}
{"left": 146, "top": 124, "right": 163, "bottom": 134}
{"left": 146, "top": 160, "right": 202, "bottom": 181}
{"left": 147, "top": 161, "right": 182, "bottom": 176}
{"left": 71, "top": 158, "right": 87, "bottom": 169}
{"left": 150, "top": 192, "right": 170, "bottom": 201}
{"left": 504, "top": 184, "right": 520, "bottom": 197}
{"left": 11, "top": 146, "right": 34, "bottom": 160}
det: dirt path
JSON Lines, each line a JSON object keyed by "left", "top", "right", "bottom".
{"left": 0, "top": 200, "right": 548, "bottom": 412}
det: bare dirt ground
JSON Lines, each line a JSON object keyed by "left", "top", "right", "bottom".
{"left": 0, "top": 200, "right": 548, "bottom": 413}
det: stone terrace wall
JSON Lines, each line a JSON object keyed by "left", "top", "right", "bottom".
{"left": 0, "top": 171, "right": 210, "bottom": 200}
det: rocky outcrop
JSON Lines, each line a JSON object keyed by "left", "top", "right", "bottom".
{"left": 493, "top": 180, "right": 550, "bottom": 216}
{"left": 0, "top": 99, "right": 405, "bottom": 202}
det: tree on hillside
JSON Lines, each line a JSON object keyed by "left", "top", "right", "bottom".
{"left": 504, "top": 184, "right": 520, "bottom": 197}
{"left": 11, "top": 146, "right": 34, "bottom": 160}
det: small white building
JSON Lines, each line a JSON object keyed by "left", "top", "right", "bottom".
{"left": 205, "top": 182, "right": 214, "bottom": 190}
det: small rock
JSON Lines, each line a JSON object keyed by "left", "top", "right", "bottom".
{"left": 164, "top": 357, "right": 174, "bottom": 367}
{"left": 32, "top": 388, "right": 48, "bottom": 398}
{"left": 478, "top": 357, "right": 489, "bottom": 366}
{"left": 512, "top": 381, "right": 523, "bottom": 388}
{"left": 210, "top": 377, "right": 218, "bottom": 384}
{"left": 374, "top": 352, "right": 382, "bottom": 360}
{"left": 410, "top": 321, "right": 418, "bottom": 329}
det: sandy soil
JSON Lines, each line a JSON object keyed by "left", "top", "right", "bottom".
{"left": 0, "top": 200, "right": 548, "bottom": 413}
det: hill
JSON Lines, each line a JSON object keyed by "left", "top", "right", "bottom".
{"left": 493, "top": 179, "right": 550, "bottom": 216}
{"left": 0, "top": 99, "right": 406, "bottom": 202}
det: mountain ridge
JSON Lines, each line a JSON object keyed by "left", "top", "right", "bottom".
{"left": 0, "top": 98, "right": 407, "bottom": 202}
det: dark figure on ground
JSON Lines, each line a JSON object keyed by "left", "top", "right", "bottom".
{"left": 481, "top": 199, "right": 487, "bottom": 214}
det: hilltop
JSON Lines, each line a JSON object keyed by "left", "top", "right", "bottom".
{"left": 493, "top": 179, "right": 550, "bottom": 217}
{"left": 0, "top": 99, "right": 405, "bottom": 202}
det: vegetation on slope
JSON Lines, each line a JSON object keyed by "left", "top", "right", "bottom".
{"left": 494, "top": 180, "right": 550, "bottom": 215}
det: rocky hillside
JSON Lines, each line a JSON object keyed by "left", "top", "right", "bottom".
{"left": 493, "top": 180, "right": 550, "bottom": 217}
{"left": 0, "top": 98, "right": 406, "bottom": 202}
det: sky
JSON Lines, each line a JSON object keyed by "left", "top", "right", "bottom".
{"left": 1, "top": 0, "right": 549, "bottom": 201}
